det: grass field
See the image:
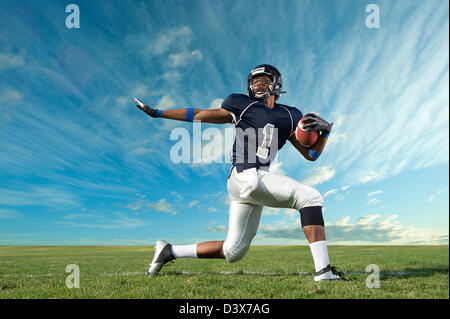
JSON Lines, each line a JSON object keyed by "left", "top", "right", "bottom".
{"left": 0, "top": 245, "right": 448, "bottom": 299}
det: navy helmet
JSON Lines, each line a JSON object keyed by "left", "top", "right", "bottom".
{"left": 247, "top": 64, "right": 286, "bottom": 100}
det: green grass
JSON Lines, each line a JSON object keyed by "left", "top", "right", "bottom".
{"left": 0, "top": 245, "right": 448, "bottom": 299}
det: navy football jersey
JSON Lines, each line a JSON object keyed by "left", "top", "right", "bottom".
{"left": 221, "top": 94, "right": 303, "bottom": 172}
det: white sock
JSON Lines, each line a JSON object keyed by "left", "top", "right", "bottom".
{"left": 171, "top": 244, "right": 198, "bottom": 258}
{"left": 309, "top": 240, "right": 330, "bottom": 272}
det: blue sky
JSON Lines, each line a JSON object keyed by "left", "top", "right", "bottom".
{"left": 0, "top": 0, "right": 448, "bottom": 245}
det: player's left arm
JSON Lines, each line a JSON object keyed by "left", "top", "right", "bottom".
{"left": 289, "top": 134, "right": 328, "bottom": 161}
{"left": 288, "top": 113, "right": 333, "bottom": 161}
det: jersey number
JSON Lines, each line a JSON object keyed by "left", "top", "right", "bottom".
{"left": 256, "top": 123, "right": 275, "bottom": 160}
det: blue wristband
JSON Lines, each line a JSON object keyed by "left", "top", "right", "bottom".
{"left": 309, "top": 149, "right": 321, "bottom": 159}
{"left": 186, "top": 108, "right": 195, "bottom": 122}
{"left": 155, "top": 109, "right": 163, "bottom": 117}
{"left": 321, "top": 132, "right": 330, "bottom": 138}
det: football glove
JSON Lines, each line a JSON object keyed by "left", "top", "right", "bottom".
{"left": 302, "top": 113, "right": 333, "bottom": 134}
{"left": 135, "top": 98, "right": 159, "bottom": 118}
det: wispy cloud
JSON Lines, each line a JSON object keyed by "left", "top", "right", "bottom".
{"left": 281, "top": 1, "right": 449, "bottom": 188}
{"left": 0, "top": 87, "right": 23, "bottom": 103}
{"left": 300, "top": 166, "right": 335, "bottom": 186}
{"left": 367, "top": 190, "right": 383, "bottom": 197}
{"left": 205, "top": 224, "right": 227, "bottom": 232}
{"left": 359, "top": 172, "right": 382, "bottom": 184}
{"left": 0, "top": 52, "right": 25, "bottom": 71}
{"left": 427, "top": 188, "right": 447, "bottom": 202}
{"left": 156, "top": 95, "right": 177, "bottom": 109}
{"left": 269, "top": 162, "right": 286, "bottom": 175}
{"left": 168, "top": 50, "right": 203, "bottom": 68}
{"left": 323, "top": 188, "right": 339, "bottom": 198}
{"left": 187, "top": 200, "right": 199, "bottom": 209}
{"left": 146, "top": 199, "right": 178, "bottom": 215}
{"left": 209, "top": 98, "right": 224, "bottom": 109}
{"left": 368, "top": 198, "right": 381, "bottom": 205}
{"left": 146, "top": 26, "right": 194, "bottom": 55}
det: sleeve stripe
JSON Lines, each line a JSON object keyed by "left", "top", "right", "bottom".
{"left": 279, "top": 106, "right": 294, "bottom": 136}
{"left": 235, "top": 101, "right": 259, "bottom": 126}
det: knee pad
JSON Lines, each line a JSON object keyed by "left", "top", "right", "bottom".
{"left": 222, "top": 241, "right": 250, "bottom": 263}
{"left": 299, "top": 206, "right": 324, "bottom": 227}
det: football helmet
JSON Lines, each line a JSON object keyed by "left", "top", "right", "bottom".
{"left": 247, "top": 64, "right": 287, "bottom": 100}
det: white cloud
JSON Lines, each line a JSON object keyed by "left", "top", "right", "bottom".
{"left": 168, "top": 50, "right": 203, "bottom": 68}
{"left": 302, "top": 2, "right": 449, "bottom": 187}
{"left": 368, "top": 198, "right": 381, "bottom": 205}
{"left": 0, "top": 52, "right": 25, "bottom": 71}
{"left": 323, "top": 188, "right": 338, "bottom": 198}
{"left": 147, "top": 199, "right": 178, "bottom": 215}
{"left": 171, "top": 191, "right": 184, "bottom": 202}
{"left": 367, "top": 190, "right": 383, "bottom": 197}
{"left": 206, "top": 225, "right": 227, "bottom": 232}
{"left": 269, "top": 162, "right": 286, "bottom": 175}
{"left": 360, "top": 172, "right": 381, "bottom": 184}
{"left": 149, "top": 26, "right": 193, "bottom": 55}
{"left": 156, "top": 95, "right": 177, "bottom": 109}
{"left": 300, "top": 166, "right": 335, "bottom": 186}
{"left": 209, "top": 98, "right": 224, "bottom": 109}
{"left": 355, "top": 215, "right": 381, "bottom": 225}
{"left": 0, "top": 87, "right": 23, "bottom": 103}
{"left": 334, "top": 216, "right": 350, "bottom": 226}
{"left": 262, "top": 207, "right": 296, "bottom": 216}
{"left": 187, "top": 200, "right": 199, "bottom": 208}
{"left": 259, "top": 214, "right": 449, "bottom": 245}
{"left": 162, "top": 70, "right": 183, "bottom": 82}
{"left": 427, "top": 188, "right": 447, "bottom": 202}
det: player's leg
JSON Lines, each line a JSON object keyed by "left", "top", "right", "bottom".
{"left": 249, "top": 172, "right": 347, "bottom": 281}
{"left": 173, "top": 200, "right": 262, "bottom": 262}
{"left": 222, "top": 201, "right": 263, "bottom": 263}
{"left": 168, "top": 200, "right": 262, "bottom": 261}
{"left": 146, "top": 201, "right": 262, "bottom": 276}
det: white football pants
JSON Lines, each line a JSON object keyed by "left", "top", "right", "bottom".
{"left": 222, "top": 167, "right": 323, "bottom": 263}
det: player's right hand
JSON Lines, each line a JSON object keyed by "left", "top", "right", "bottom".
{"left": 135, "top": 98, "right": 158, "bottom": 118}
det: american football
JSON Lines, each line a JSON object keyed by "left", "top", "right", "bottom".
{"left": 296, "top": 117, "right": 320, "bottom": 147}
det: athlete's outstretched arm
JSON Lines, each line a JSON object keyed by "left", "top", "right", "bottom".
{"left": 135, "top": 98, "right": 233, "bottom": 124}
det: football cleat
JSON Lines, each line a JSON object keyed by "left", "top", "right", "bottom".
{"left": 146, "top": 240, "right": 175, "bottom": 277}
{"left": 314, "top": 265, "right": 349, "bottom": 281}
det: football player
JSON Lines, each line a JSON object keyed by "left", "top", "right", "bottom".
{"left": 136, "top": 64, "right": 347, "bottom": 281}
